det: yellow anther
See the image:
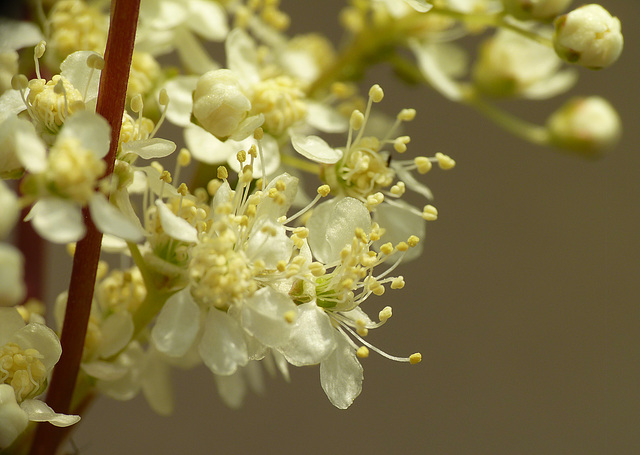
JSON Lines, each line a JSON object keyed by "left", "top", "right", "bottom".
{"left": 317, "top": 184, "right": 331, "bottom": 197}
{"left": 130, "top": 94, "right": 143, "bottom": 113}
{"left": 350, "top": 109, "right": 364, "bottom": 130}
{"left": 390, "top": 182, "right": 406, "bottom": 197}
{"left": 422, "top": 205, "right": 438, "bottom": 221}
{"left": 293, "top": 227, "right": 309, "bottom": 238}
{"left": 177, "top": 183, "right": 189, "bottom": 196}
{"left": 393, "top": 140, "right": 407, "bottom": 154}
{"left": 331, "top": 82, "right": 353, "bottom": 98}
{"left": 11, "top": 74, "right": 29, "bottom": 91}
{"left": 379, "top": 306, "right": 392, "bottom": 322}
{"left": 158, "top": 88, "right": 170, "bottom": 106}
{"left": 397, "top": 108, "right": 416, "bottom": 121}
{"left": 409, "top": 353, "right": 422, "bottom": 365}
{"left": 396, "top": 242, "right": 409, "bottom": 252}
{"left": 391, "top": 276, "right": 405, "bottom": 289}
{"left": 207, "top": 179, "right": 222, "bottom": 196}
{"left": 436, "top": 152, "right": 456, "bottom": 170}
{"left": 340, "top": 245, "right": 351, "bottom": 260}
{"left": 160, "top": 170, "right": 172, "bottom": 183}
{"left": 407, "top": 235, "right": 420, "bottom": 247}
{"left": 275, "top": 179, "right": 286, "bottom": 191}
{"left": 284, "top": 310, "right": 297, "bottom": 323}
{"left": 217, "top": 166, "right": 229, "bottom": 180}
{"left": 237, "top": 150, "right": 247, "bottom": 163}
{"left": 356, "top": 346, "right": 370, "bottom": 358}
{"left": 86, "top": 53, "right": 104, "bottom": 70}
{"left": 150, "top": 161, "right": 164, "bottom": 173}
{"left": 268, "top": 187, "right": 279, "bottom": 198}
{"left": 354, "top": 227, "right": 367, "bottom": 242}
{"left": 369, "top": 84, "right": 384, "bottom": 103}
{"left": 380, "top": 242, "right": 394, "bottom": 255}
{"left": 414, "top": 156, "right": 432, "bottom": 174}
{"left": 246, "top": 204, "right": 257, "bottom": 217}
{"left": 178, "top": 148, "right": 191, "bottom": 167}
{"left": 248, "top": 144, "right": 258, "bottom": 158}
{"left": 357, "top": 327, "right": 369, "bottom": 337}
{"left": 276, "top": 260, "right": 287, "bottom": 272}
{"left": 341, "top": 278, "right": 354, "bottom": 289}
{"left": 372, "top": 284, "right": 385, "bottom": 296}
{"left": 254, "top": 127, "right": 264, "bottom": 140}
{"left": 35, "top": 41, "right": 46, "bottom": 59}
{"left": 241, "top": 165, "right": 253, "bottom": 183}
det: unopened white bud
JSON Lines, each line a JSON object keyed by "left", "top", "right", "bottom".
{"left": 193, "top": 69, "right": 251, "bottom": 139}
{"left": 501, "top": 0, "right": 572, "bottom": 21}
{"left": 553, "top": 4, "right": 623, "bottom": 69}
{"left": 547, "top": 96, "right": 621, "bottom": 158}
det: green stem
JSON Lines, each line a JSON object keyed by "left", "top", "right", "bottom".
{"left": 463, "top": 90, "right": 550, "bottom": 146}
{"left": 28, "top": 1, "right": 141, "bottom": 454}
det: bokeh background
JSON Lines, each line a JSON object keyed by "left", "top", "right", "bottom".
{"left": 31, "top": 0, "right": 639, "bottom": 453}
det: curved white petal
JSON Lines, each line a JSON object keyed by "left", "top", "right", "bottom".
{"left": 0, "top": 307, "right": 25, "bottom": 345}
{"left": 140, "top": 349, "right": 174, "bottom": 416}
{"left": 187, "top": 0, "right": 228, "bottom": 41}
{"left": 241, "top": 287, "right": 296, "bottom": 348}
{"left": 163, "top": 76, "right": 198, "bottom": 127}
{"left": 89, "top": 193, "right": 145, "bottom": 242}
{"left": 0, "top": 19, "right": 43, "bottom": 52}
{"left": 198, "top": 308, "right": 248, "bottom": 376}
{"left": 97, "top": 311, "right": 134, "bottom": 358}
{"left": 280, "top": 302, "right": 337, "bottom": 366}
{"left": 306, "top": 102, "right": 348, "bottom": 133}
{"left": 155, "top": 200, "right": 198, "bottom": 243}
{"left": 213, "top": 370, "right": 246, "bottom": 409}
{"left": 14, "top": 120, "right": 46, "bottom": 173}
{"left": 151, "top": 288, "right": 200, "bottom": 357}
{"left": 81, "top": 360, "right": 129, "bottom": 381}
{"left": 10, "top": 322, "right": 62, "bottom": 371}
{"left": 0, "top": 246, "right": 25, "bottom": 307}
{"left": 0, "top": 384, "right": 28, "bottom": 449}
{"left": 60, "top": 51, "right": 103, "bottom": 102}
{"left": 59, "top": 111, "right": 111, "bottom": 159}
{"left": 226, "top": 28, "right": 260, "bottom": 87}
{"left": 373, "top": 202, "right": 425, "bottom": 262}
{"left": 184, "top": 123, "right": 235, "bottom": 164}
{"left": 410, "top": 40, "right": 464, "bottom": 102}
{"left": 122, "top": 138, "right": 176, "bottom": 159}
{"left": 307, "top": 198, "right": 372, "bottom": 264}
{"left": 320, "top": 334, "right": 363, "bottom": 409}
{"left": 291, "top": 134, "right": 343, "bottom": 164}
{"left": 20, "top": 399, "right": 80, "bottom": 427}
{"left": 26, "top": 199, "right": 85, "bottom": 243}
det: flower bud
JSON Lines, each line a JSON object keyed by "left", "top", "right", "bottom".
{"left": 192, "top": 69, "right": 251, "bottom": 139}
{"left": 546, "top": 96, "right": 621, "bottom": 157}
{"left": 501, "top": 0, "right": 572, "bottom": 21}
{"left": 553, "top": 4, "right": 623, "bottom": 69}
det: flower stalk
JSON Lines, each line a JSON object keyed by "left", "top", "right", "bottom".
{"left": 28, "top": 1, "right": 141, "bottom": 453}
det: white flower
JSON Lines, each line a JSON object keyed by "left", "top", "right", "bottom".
{"left": 472, "top": 28, "right": 577, "bottom": 99}
{"left": 0, "top": 307, "right": 80, "bottom": 448}
{"left": 546, "top": 96, "right": 621, "bottom": 157}
{"left": 553, "top": 4, "right": 623, "bottom": 69}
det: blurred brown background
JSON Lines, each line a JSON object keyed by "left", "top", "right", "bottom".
{"left": 41, "top": 1, "right": 638, "bottom": 454}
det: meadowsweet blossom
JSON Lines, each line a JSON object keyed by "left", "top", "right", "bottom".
{"left": 0, "top": 307, "right": 80, "bottom": 448}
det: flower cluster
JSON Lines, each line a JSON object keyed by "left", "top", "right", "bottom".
{"left": 0, "top": 0, "right": 624, "bottom": 451}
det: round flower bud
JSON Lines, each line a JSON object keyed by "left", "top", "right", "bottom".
{"left": 192, "top": 69, "right": 251, "bottom": 140}
{"left": 546, "top": 96, "right": 621, "bottom": 158}
{"left": 553, "top": 4, "right": 623, "bottom": 69}
{"left": 501, "top": 0, "right": 572, "bottom": 21}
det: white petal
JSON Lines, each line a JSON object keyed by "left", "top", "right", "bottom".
{"left": 255, "top": 172, "right": 299, "bottom": 219}
{"left": 60, "top": 51, "right": 103, "bottom": 102}
{"left": 0, "top": 307, "right": 25, "bottom": 345}
{"left": 97, "top": 311, "right": 134, "bottom": 358}
{"left": 228, "top": 114, "right": 265, "bottom": 142}
{"left": 59, "top": 111, "right": 111, "bottom": 159}
{"left": 213, "top": 370, "right": 246, "bottom": 409}
{"left": 404, "top": 0, "right": 433, "bottom": 12}
{"left": 186, "top": 0, "right": 228, "bottom": 41}
{"left": 523, "top": 69, "right": 578, "bottom": 100}
{"left": 373, "top": 202, "right": 425, "bottom": 262}
{"left": 226, "top": 28, "right": 260, "bottom": 87}
{"left": 0, "top": 246, "right": 25, "bottom": 307}
{"left": 163, "top": 76, "right": 198, "bottom": 127}
{"left": 241, "top": 287, "right": 296, "bottom": 348}
{"left": 199, "top": 308, "right": 248, "bottom": 376}
{"left": 174, "top": 27, "right": 219, "bottom": 74}
{"left": 0, "top": 18, "right": 43, "bottom": 52}
{"left": 81, "top": 360, "right": 129, "bottom": 381}
{"left": 0, "top": 384, "right": 28, "bottom": 448}
{"left": 10, "top": 321, "right": 62, "bottom": 371}
{"left": 89, "top": 193, "right": 145, "bottom": 242}
{"left": 184, "top": 123, "right": 235, "bottom": 164}
{"left": 140, "top": 0, "right": 188, "bottom": 29}
{"left": 320, "top": 335, "right": 363, "bottom": 409}
{"left": 280, "top": 302, "right": 337, "bottom": 366}
{"left": 151, "top": 288, "right": 200, "bottom": 357}
{"left": 122, "top": 138, "right": 176, "bottom": 159}
{"left": 155, "top": 200, "right": 198, "bottom": 243}
{"left": 305, "top": 102, "right": 348, "bottom": 133}
{"left": 0, "top": 91, "right": 26, "bottom": 124}
{"left": 14, "top": 121, "right": 46, "bottom": 173}
{"left": 307, "top": 198, "right": 371, "bottom": 264}
{"left": 410, "top": 40, "right": 464, "bottom": 102}
{"left": 140, "top": 349, "right": 174, "bottom": 416}
{"left": 245, "top": 218, "right": 293, "bottom": 269}
{"left": 291, "top": 134, "right": 343, "bottom": 164}
{"left": 390, "top": 161, "right": 433, "bottom": 200}
{"left": 26, "top": 199, "right": 85, "bottom": 243}
{"left": 20, "top": 399, "right": 80, "bottom": 427}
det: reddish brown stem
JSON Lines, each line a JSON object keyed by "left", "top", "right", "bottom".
{"left": 28, "top": 1, "right": 140, "bottom": 454}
